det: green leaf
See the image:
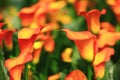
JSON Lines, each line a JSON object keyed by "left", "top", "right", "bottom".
{"left": 0, "top": 60, "right": 9, "bottom": 80}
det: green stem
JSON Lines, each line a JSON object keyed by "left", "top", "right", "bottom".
{"left": 0, "top": 60, "right": 9, "bottom": 80}
{"left": 88, "top": 65, "right": 93, "bottom": 80}
{"left": 24, "top": 63, "right": 29, "bottom": 80}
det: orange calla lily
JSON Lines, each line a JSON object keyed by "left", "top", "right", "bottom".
{"left": 5, "top": 27, "right": 40, "bottom": 80}
{"left": 79, "top": 9, "right": 106, "bottom": 34}
{"left": 0, "top": 23, "right": 14, "bottom": 50}
{"left": 65, "top": 70, "right": 87, "bottom": 80}
{"left": 63, "top": 29, "right": 97, "bottom": 62}
{"left": 3, "top": 30, "right": 14, "bottom": 50}
{"left": 19, "top": 1, "right": 66, "bottom": 27}
{"left": 92, "top": 47, "right": 114, "bottom": 78}
{"left": 5, "top": 52, "right": 32, "bottom": 80}
{"left": 18, "top": 28, "right": 40, "bottom": 52}
{"left": 62, "top": 29, "right": 115, "bottom": 79}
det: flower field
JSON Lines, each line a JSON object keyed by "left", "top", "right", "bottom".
{"left": 0, "top": 0, "right": 120, "bottom": 80}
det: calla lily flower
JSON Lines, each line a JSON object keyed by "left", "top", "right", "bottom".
{"left": 0, "top": 23, "right": 14, "bottom": 50}
{"left": 5, "top": 27, "right": 40, "bottom": 80}
{"left": 5, "top": 52, "right": 32, "bottom": 80}
{"left": 92, "top": 47, "right": 114, "bottom": 78}
{"left": 65, "top": 70, "right": 87, "bottom": 80}
{"left": 63, "top": 29, "right": 96, "bottom": 62}
{"left": 63, "top": 29, "right": 115, "bottom": 79}
{"left": 18, "top": 28, "right": 40, "bottom": 52}
{"left": 79, "top": 9, "right": 106, "bottom": 34}
{"left": 19, "top": 1, "right": 66, "bottom": 27}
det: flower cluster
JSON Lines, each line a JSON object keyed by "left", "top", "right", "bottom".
{"left": 0, "top": 0, "right": 120, "bottom": 80}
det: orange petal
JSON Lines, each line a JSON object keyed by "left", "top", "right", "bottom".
{"left": 44, "top": 37, "right": 55, "bottom": 53}
{"left": 32, "top": 49, "right": 42, "bottom": 64}
{"left": 65, "top": 70, "right": 87, "bottom": 80}
{"left": 106, "top": 0, "right": 116, "bottom": 5}
{"left": 75, "top": 37, "right": 96, "bottom": 62}
{"left": 63, "top": 29, "right": 96, "bottom": 62}
{"left": 3, "top": 30, "right": 14, "bottom": 50}
{"left": 0, "top": 14, "right": 3, "bottom": 20}
{"left": 61, "top": 48, "right": 73, "bottom": 62}
{"left": 93, "top": 47, "right": 114, "bottom": 65}
{"left": 33, "top": 41, "right": 43, "bottom": 64}
{"left": 48, "top": 1, "right": 66, "bottom": 11}
{"left": 48, "top": 73, "right": 61, "bottom": 80}
{"left": 5, "top": 52, "right": 32, "bottom": 80}
{"left": 79, "top": 9, "right": 106, "bottom": 34}
{"left": 74, "top": 0, "right": 88, "bottom": 15}
{"left": 0, "top": 22, "right": 4, "bottom": 28}
{"left": 40, "top": 0, "right": 55, "bottom": 3}
{"left": 106, "top": 0, "right": 120, "bottom": 15}
{"left": 93, "top": 63, "right": 105, "bottom": 79}
{"left": 41, "top": 25, "right": 54, "bottom": 32}
{"left": 63, "top": 29, "right": 94, "bottom": 40}
{"left": 9, "top": 65, "right": 24, "bottom": 80}
{"left": 5, "top": 52, "right": 32, "bottom": 70}
{"left": 19, "top": 4, "right": 39, "bottom": 26}
{"left": 100, "top": 22, "right": 115, "bottom": 32}
{"left": 97, "top": 32, "right": 120, "bottom": 48}
{"left": 18, "top": 36, "right": 37, "bottom": 53}
{"left": 18, "top": 28, "right": 40, "bottom": 52}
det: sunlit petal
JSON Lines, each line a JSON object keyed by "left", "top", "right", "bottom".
{"left": 93, "top": 47, "right": 114, "bottom": 65}
{"left": 97, "top": 32, "right": 120, "bottom": 48}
